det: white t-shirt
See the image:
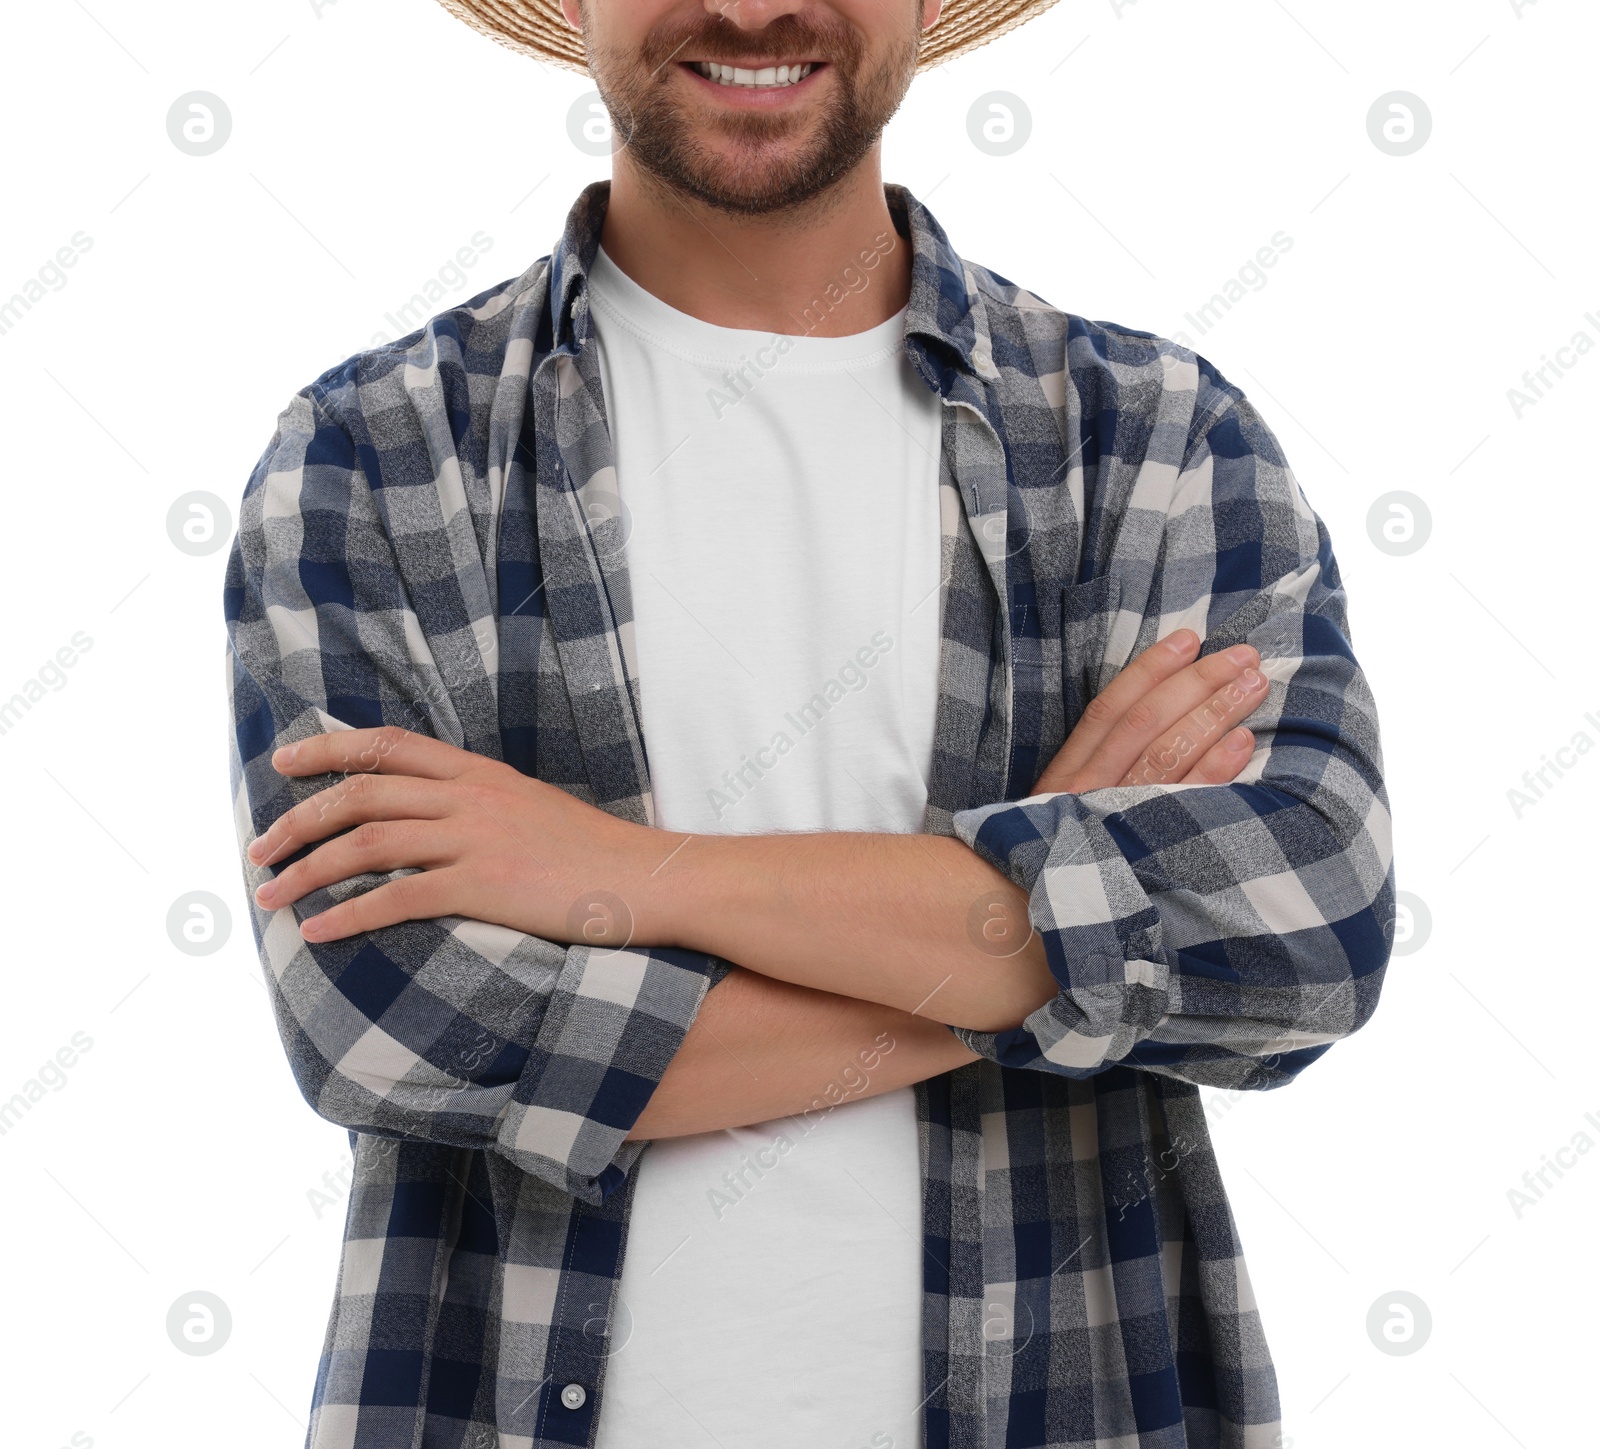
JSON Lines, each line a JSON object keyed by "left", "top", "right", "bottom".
{"left": 585, "top": 245, "right": 944, "bottom": 1449}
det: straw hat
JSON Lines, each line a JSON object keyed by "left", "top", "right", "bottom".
{"left": 433, "top": 0, "right": 1062, "bottom": 73}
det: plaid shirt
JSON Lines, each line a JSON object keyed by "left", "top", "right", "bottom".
{"left": 226, "top": 179, "right": 1394, "bottom": 1449}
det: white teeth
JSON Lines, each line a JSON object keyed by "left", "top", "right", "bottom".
{"left": 694, "top": 60, "right": 813, "bottom": 88}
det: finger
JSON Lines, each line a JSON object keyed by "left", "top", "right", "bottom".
{"left": 298, "top": 868, "right": 464, "bottom": 943}
{"left": 271, "top": 726, "right": 472, "bottom": 783}
{"left": 1118, "top": 670, "right": 1269, "bottom": 787}
{"left": 249, "top": 773, "right": 454, "bottom": 867}
{"left": 255, "top": 820, "right": 456, "bottom": 911}
{"left": 1071, "top": 645, "right": 1262, "bottom": 790}
{"left": 1156, "top": 726, "right": 1256, "bottom": 786}
{"left": 1039, "top": 627, "right": 1200, "bottom": 788}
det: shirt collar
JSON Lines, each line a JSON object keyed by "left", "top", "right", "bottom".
{"left": 543, "top": 178, "right": 992, "bottom": 388}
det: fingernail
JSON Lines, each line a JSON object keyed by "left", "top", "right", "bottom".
{"left": 254, "top": 880, "right": 277, "bottom": 906}
{"left": 1227, "top": 727, "right": 1252, "bottom": 752}
{"left": 247, "top": 838, "right": 265, "bottom": 863}
{"left": 300, "top": 915, "right": 325, "bottom": 941}
{"left": 1165, "top": 630, "right": 1195, "bottom": 654}
{"left": 273, "top": 743, "right": 299, "bottom": 769}
{"left": 1224, "top": 644, "right": 1256, "bottom": 666}
{"left": 1241, "top": 667, "right": 1264, "bottom": 689}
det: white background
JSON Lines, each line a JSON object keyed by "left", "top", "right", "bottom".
{"left": 1, "top": 1, "right": 1594, "bottom": 1445}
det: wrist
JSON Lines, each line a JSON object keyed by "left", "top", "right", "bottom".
{"left": 619, "top": 825, "right": 702, "bottom": 951}
{"left": 622, "top": 829, "right": 773, "bottom": 961}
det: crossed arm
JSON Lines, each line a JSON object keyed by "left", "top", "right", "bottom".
{"left": 246, "top": 628, "right": 1268, "bottom": 1138}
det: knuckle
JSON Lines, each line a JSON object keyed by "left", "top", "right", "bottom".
{"left": 352, "top": 726, "right": 401, "bottom": 771}
{"left": 1080, "top": 692, "right": 1120, "bottom": 728}
{"left": 460, "top": 765, "right": 495, "bottom": 799}
{"left": 1121, "top": 698, "right": 1159, "bottom": 736}
{"left": 375, "top": 725, "right": 408, "bottom": 757}
{"left": 351, "top": 820, "right": 390, "bottom": 853}
{"left": 1196, "top": 649, "right": 1244, "bottom": 681}
{"left": 386, "top": 872, "right": 428, "bottom": 914}
{"left": 1130, "top": 649, "right": 1168, "bottom": 681}
{"left": 1125, "top": 754, "right": 1164, "bottom": 785}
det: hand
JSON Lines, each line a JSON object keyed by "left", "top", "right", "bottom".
{"left": 246, "top": 727, "right": 658, "bottom": 943}
{"left": 1034, "top": 628, "right": 1268, "bottom": 794}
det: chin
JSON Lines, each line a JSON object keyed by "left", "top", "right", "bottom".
{"left": 673, "top": 168, "right": 849, "bottom": 217}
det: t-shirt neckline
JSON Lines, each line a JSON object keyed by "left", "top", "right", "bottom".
{"left": 587, "top": 244, "right": 908, "bottom": 371}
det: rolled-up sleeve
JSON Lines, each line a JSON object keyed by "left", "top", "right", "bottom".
{"left": 226, "top": 388, "right": 731, "bottom": 1203}
{"left": 949, "top": 373, "right": 1395, "bottom": 1092}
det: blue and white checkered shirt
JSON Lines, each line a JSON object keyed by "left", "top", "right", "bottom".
{"left": 226, "top": 179, "right": 1394, "bottom": 1449}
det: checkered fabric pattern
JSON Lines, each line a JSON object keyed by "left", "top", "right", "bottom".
{"left": 225, "top": 179, "right": 1394, "bottom": 1448}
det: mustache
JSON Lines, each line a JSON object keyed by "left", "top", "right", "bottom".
{"left": 639, "top": 12, "right": 864, "bottom": 70}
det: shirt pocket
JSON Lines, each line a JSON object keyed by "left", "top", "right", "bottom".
{"left": 1060, "top": 572, "right": 1123, "bottom": 734}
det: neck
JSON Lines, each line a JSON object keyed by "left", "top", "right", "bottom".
{"left": 598, "top": 149, "right": 911, "bottom": 338}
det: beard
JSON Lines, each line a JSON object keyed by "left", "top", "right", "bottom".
{"left": 584, "top": 9, "right": 920, "bottom": 217}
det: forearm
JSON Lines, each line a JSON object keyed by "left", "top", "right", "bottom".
{"left": 629, "top": 966, "right": 980, "bottom": 1140}
{"left": 637, "top": 830, "right": 1058, "bottom": 1033}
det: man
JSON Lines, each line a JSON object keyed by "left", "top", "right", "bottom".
{"left": 225, "top": 1, "right": 1394, "bottom": 1445}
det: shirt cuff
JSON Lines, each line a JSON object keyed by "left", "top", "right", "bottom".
{"left": 949, "top": 794, "right": 1170, "bottom": 1076}
{"left": 496, "top": 944, "right": 734, "bottom": 1201}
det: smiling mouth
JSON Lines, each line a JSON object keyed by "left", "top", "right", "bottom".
{"left": 689, "top": 60, "right": 820, "bottom": 89}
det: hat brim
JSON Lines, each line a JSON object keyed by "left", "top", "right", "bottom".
{"left": 433, "top": 0, "right": 1062, "bottom": 74}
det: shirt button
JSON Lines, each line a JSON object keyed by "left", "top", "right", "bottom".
{"left": 560, "top": 1383, "right": 587, "bottom": 1410}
